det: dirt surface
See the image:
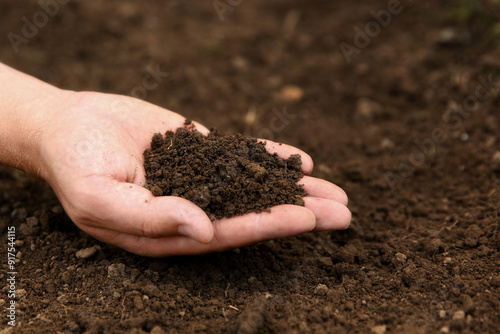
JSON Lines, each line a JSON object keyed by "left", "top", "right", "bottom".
{"left": 1, "top": 0, "right": 500, "bottom": 333}
{"left": 144, "top": 124, "right": 305, "bottom": 219}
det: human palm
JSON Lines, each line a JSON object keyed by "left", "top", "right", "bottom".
{"left": 40, "top": 91, "right": 350, "bottom": 257}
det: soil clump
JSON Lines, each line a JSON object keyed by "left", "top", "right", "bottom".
{"left": 144, "top": 123, "right": 306, "bottom": 219}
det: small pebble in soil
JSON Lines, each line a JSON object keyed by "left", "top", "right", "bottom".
{"left": 277, "top": 85, "right": 304, "bottom": 103}
{"left": 392, "top": 252, "right": 407, "bottom": 267}
{"left": 150, "top": 326, "right": 167, "bottom": 334}
{"left": 236, "top": 296, "right": 267, "bottom": 334}
{"left": 314, "top": 283, "right": 329, "bottom": 296}
{"left": 370, "top": 325, "right": 387, "bottom": 334}
{"left": 355, "top": 97, "right": 383, "bottom": 121}
{"left": 380, "top": 138, "right": 395, "bottom": 151}
{"left": 142, "top": 284, "right": 161, "bottom": 297}
{"left": 436, "top": 26, "right": 470, "bottom": 46}
{"left": 464, "top": 224, "right": 483, "bottom": 247}
{"left": 463, "top": 295, "right": 475, "bottom": 314}
{"left": 107, "top": 263, "right": 126, "bottom": 278}
{"left": 344, "top": 301, "right": 354, "bottom": 311}
{"left": 452, "top": 310, "right": 465, "bottom": 320}
{"left": 16, "top": 289, "right": 27, "bottom": 299}
{"left": 133, "top": 295, "right": 144, "bottom": 310}
{"left": 144, "top": 122, "right": 306, "bottom": 219}
{"left": 492, "top": 151, "right": 500, "bottom": 165}
{"left": 51, "top": 206, "right": 63, "bottom": 214}
{"left": 440, "top": 326, "right": 450, "bottom": 334}
{"left": 75, "top": 246, "right": 98, "bottom": 259}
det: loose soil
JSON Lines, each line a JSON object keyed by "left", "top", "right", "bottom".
{"left": 0, "top": 1, "right": 499, "bottom": 333}
{"left": 144, "top": 124, "right": 305, "bottom": 219}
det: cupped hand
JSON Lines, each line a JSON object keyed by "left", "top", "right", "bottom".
{"left": 40, "top": 91, "right": 351, "bottom": 257}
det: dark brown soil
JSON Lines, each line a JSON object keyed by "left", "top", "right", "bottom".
{"left": 1, "top": 1, "right": 500, "bottom": 333}
{"left": 143, "top": 124, "right": 305, "bottom": 219}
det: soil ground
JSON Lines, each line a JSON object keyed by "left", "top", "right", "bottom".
{"left": 0, "top": 1, "right": 499, "bottom": 333}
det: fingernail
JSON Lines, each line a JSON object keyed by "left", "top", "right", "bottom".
{"left": 178, "top": 224, "right": 198, "bottom": 240}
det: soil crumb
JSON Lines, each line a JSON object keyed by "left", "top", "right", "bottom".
{"left": 143, "top": 122, "right": 306, "bottom": 219}
{"left": 236, "top": 296, "right": 268, "bottom": 334}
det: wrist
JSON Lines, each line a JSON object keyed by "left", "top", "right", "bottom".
{"left": 0, "top": 63, "right": 70, "bottom": 180}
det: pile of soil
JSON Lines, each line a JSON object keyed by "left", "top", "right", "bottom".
{"left": 143, "top": 122, "right": 306, "bottom": 219}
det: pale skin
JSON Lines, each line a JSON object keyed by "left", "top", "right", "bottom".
{"left": 0, "top": 63, "right": 351, "bottom": 257}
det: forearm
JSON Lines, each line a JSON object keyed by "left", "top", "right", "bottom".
{"left": 0, "top": 63, "right": 65, "bottom": 179}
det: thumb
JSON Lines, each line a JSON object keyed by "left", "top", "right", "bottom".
{"left": 68, "top": 178, "right": 214, "bottom": 243}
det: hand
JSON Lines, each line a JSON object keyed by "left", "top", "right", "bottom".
{"left": 40, "top": 91, "right": 351, "bottom": 257}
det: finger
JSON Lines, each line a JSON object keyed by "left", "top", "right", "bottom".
{"left": 83, "top": 205, "right": 316, "bottom": 257}
{"left": 303, "top": 197, "right": 351, "bottom": 231}
{"left": 122, "top": 99, "right": 210, "bottom": 146}
{"left": 258, "top": 139, "right": 314, "bottom": 174}
{"left": 70, "top": 177, "right": 214, "bottom": 243}
{"left": 299, "top": 176, "right": 348, "bottom": 205}
{"left": 191, "top": 121, "right": 210, "bottom": 135}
